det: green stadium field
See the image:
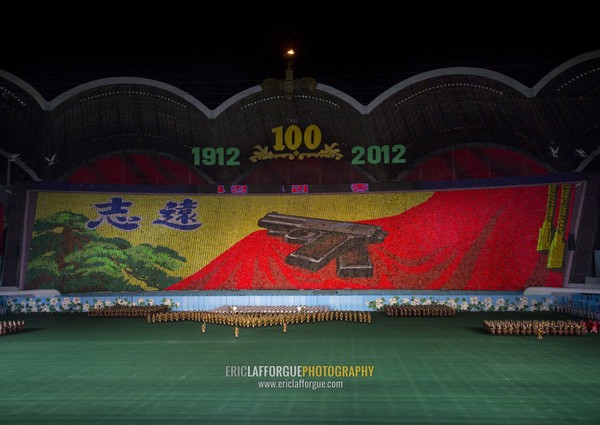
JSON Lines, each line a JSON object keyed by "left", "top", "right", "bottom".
{"left": 1, "top": 311, "right": 599, "bottom": 424}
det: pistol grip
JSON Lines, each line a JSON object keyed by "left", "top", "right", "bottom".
{"left": 286, "top": 232, "right": 358, "bottom": 272}
{"left": 337, "top": 244, "right": 374, "bottom": 278}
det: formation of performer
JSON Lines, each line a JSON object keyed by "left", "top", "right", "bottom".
{"left": 1, "top": 320, "right": 25, "bottom": 336}
{"left": 147, "top": 308, "right": 372, "bottom": 328}
{"left": 384, "top": 304, "right": 456, "bottom": 317}
{"left": 483, "top": 319, "right": 587, "bottom": 336}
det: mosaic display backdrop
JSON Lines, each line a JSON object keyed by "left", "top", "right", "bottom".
{"left": 23, "top": 185, "right": 572, "bottom": 292}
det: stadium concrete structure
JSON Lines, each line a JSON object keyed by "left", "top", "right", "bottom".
{"left": 1, "top": 49, "right": 600, "bottom": 299}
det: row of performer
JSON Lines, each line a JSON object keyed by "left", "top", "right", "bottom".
{"left": 148, "top": 310, "right": 372, "bottom": 326}
{"left": 1, "top": 320, "right": 25, "bottom": 336}
{"left": 212, "top": 305, "right": 331, "bottom": 314}
{"left": 553, "top": 306, "right": 600, "bottom": 321}
{"left": 483, "top": 320, "right": 588, "bottom": 336}
{"left": 384, "top": 304, "right": 456, "bottom": 317}
{"left": 88, "top": 305, "right": 170, "bottom": 318}
{"left": 87, "top": 305, "right": 331, "bottom": 318}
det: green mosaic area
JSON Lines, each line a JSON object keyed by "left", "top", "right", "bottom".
{"left": 1, "top": 311, "right": 599, "bottom": 424}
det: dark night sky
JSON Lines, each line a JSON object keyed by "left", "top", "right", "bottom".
{"left": 1, "top": 1, "right": 597, "bottom": 108}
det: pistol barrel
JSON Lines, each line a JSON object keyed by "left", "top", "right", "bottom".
{"left": 258, "top": 212, "right": 386, "bottom": 242}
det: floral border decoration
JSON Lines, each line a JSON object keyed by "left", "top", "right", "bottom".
{"left": 2, "top": 295, "right": 554, "bottom": 314}
{"left": 366, "top": 296, "right": 553, "bottom": 312}
{"left": 4, "top": 297, "right": 181, "bottom": 314}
